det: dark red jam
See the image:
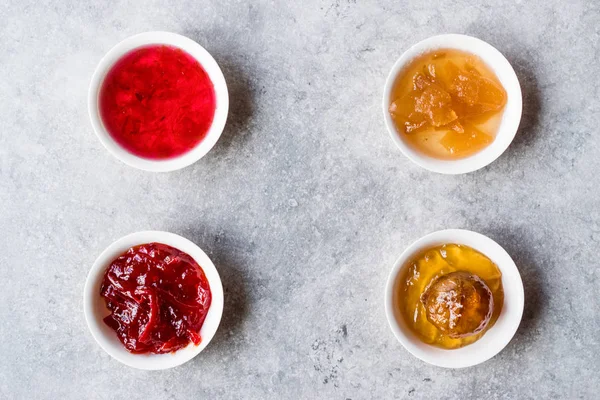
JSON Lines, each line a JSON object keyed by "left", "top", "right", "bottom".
{"left": 100, "top": 242, "right": 212, "bottom": 354}
{"left": 99, "top": 45, "right": 216, "bottom": 159}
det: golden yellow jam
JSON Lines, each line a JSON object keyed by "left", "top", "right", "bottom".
{"left": 397, "top": 244, "right": 504, "bottom": 349}
{"left": 389, "top": 49, "right": 507, "bottom": 159}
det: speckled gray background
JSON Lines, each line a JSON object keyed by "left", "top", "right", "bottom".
{"left": 1, "top": 0, "right": 599, "bottom": 399}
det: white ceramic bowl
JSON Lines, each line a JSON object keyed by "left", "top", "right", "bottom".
{"left": 88, "top": 31, "right": 229, "bottom": 172}
{"left": 83, "top": 231, "right": 224, "bottom": 370}
{"left": 384, "top": 229, "right": 524, "bottom": 368}
{"left": 382, "top": 34, "right": 522, "bottom": 174}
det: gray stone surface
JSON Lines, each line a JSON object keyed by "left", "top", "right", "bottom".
{"left": 1, "top": 0, "right": 599, "bottom": 398}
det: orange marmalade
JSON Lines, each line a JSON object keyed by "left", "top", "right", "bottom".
{"left": 389, "top": 49, "right": 507, "bottom": 159}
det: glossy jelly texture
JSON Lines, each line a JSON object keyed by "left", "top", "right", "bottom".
{"left": 389, "top": 50, "right": 507, "bottom": 159}
{"left": 99, "top": 45, "right": 216, "bottom": 159}
{"left": 397, "top": 244, "right": 503, "bottom": 349}
{"left": 421, "top": 271, "right": 493, "bottom": 338}
{"left": 100, "top": 243, "right": 212, "bottom": 354}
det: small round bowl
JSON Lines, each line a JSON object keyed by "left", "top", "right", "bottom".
{"left": 382, "top": 34, "right": 522, "bottom": 174}
{"left": 88, "top": 31, "right": 229, "bottom": 172}
{"left": 83, "top": 231, "right": 224, "bottom": 370}
{"left": 384, "top": 229, "right": 524, "bottom": 368}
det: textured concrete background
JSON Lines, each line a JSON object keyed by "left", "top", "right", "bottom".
{"left": 1, "top": 0, "right": 599, "bottom": 399}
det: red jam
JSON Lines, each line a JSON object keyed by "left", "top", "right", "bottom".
{"left": 99, "top": 45, "right": 216, "bottom": 159}
{"left": 100, "top": 243, "right": 212, "bottom": 354}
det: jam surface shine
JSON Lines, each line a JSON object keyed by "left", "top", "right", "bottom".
{"left": 397, "top": 244, "right": 504, "bottom": 349}
{"left": 99, "top": 45, "right": 216, "bottom": 159}
{"left": 100, "top": 242, "right": 212, "bottom": 354}
{"left": 421, "top": 271, "right": 494, "bottom": 338}
{"left": 389, "top": 49, "right": 507, "bottom": 160}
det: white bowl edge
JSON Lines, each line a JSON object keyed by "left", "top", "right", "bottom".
{"left": 88, "top": 31, "right": 229, "bottom": 172}
{"left": 382, "top": 34, "right": 523, "bottom": 174}
{"left": 384, "top": 229, "right": 525, "bottom": 368}
{"left": 83, "top": 231, "right": 224, "bottom": 370}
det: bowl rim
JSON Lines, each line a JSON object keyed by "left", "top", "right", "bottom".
{"left": 83, "top": 231, "right": 224, "bottom": 370}
{"left": 384, "top": 229, "right": 524, "bottom": 368}
{"left": 382, "top": 33, "right": 523, "bottom": 174}
{"left": 88, "top": 31, "right": 229, "bottom": 172}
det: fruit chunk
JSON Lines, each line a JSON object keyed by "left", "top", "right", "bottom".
{"left": 439, "top": 122, "right": 492, "bottom": 156}
{"left": 421, "top": 271, "right": 494, "bottom": 338}
{"left": 411, "top": 73, "right": 458, "bottom": 127}
{"left": 390, "top": 72, "right": 458, "bottom": 133}
{"left": 435, "top": 60, "right": 506, "bottom": 117}
{"left": 389, "top": 94, "right": 428, "bottom": 134}
{"left": 388, "top": 50, "right": 507, "bottom": 159}
{"left": 413, "top": 83, "right": 458, "bottom": 127}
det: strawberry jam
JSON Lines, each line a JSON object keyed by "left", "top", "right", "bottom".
{"left": 100, "top": 243, "right": 212, "bottom": 354}
{"left": 99, "top": 45, "right": 216, "bottom": 159}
